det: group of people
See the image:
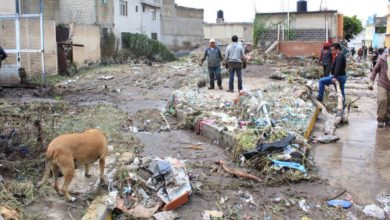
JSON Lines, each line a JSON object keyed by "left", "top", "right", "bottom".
{"left": 200, "top": 35, "right": 247, "bottom": 92}
{"left": 319, "top": 42, "right": 390, "bottom": 128}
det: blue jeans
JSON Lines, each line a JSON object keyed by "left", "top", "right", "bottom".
{"left": 318, "top": 75, "right": 347, "bottom": 105}
{"left": 228, "top": 62, "right": 242, "bottom": 91}
{"left": 208, "top": 67, "right": 222, "bottom": 88}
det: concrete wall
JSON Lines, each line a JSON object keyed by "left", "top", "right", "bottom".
{"left": 141, "top": 4, "right": 161, "bottom": 40}
{"left": 72, "top": 24, "right": 101, "bottom": 67}
{"left": 204, "top": 23, "right": 253, "bottom": 45}
{"left": 55, "top": 0, "right": 96, "bottom": 24}
{"left": 0, "top": 0, "right": 16, "bottom": 14}
{"left": 255, "top": 11, "right": 340, "bottom": 49}
{"left": 0, "top": 19, "right": 57, "bottom": 83}
{"left": 95, "top": 0, "right": 114, "bottom": 27}
{"left": 278, "top": 41, "right": 323, "bottom": 57}
{"left": 161, "top": 0, "right": 204, "bottom": 51}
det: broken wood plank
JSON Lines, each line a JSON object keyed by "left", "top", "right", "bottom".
{"left": 304, "top": 107, "right": 320, "bottom": 140}
{"left": 215, "top": 160, "right": 262, "bottom": 183}
{"left": 265, "top": 41, "right": 279, "bottom": 54}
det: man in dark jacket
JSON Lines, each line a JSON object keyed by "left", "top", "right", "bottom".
{"left": 368, "top": 49, "right": 390, "bottom": 127}
{"left": 0, "top": 46, "right": 7, "bottom": 69}
{"left": 200, "top": 38, "right": 223, "bottom": 90}
{"left": 319, "top": 42, "right": 332, "bottom": 77}
{"left": 317, "top": 43, "right": 347, "bottom": 106}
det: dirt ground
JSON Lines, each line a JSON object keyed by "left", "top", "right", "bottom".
{"left": 0, "top": 58, "right": 389, "bottom": 219}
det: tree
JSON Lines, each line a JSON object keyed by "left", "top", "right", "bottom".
{"left": 343, "top": 15, "right": 363, "bottom": 42}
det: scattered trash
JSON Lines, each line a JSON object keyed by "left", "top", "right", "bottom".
{"left": 202, "top": 210, "right": 224, "bottom": 220}
{"left": 268, "top": 156, "right": 307, "bottom": 173}
{"left": 153, "top": 211, "right": 178, "bottom": 220}
{"left": 243, "top": 135, "right": 296, "bottom": 159}
{"left": 362, "top": 204, "right": 385, "bottom": 219}
{"left": 346, "top": 212, "right": 358, "bottom": 220}
{"left": 299, "top": 199, "right": 310, "bottom": 213}
{"left": 146, "top": 157, "right": 192, "bottom": 210}
{"left": 215, "top": 160, "right": 262, "bottom": 183}
{"left": 98, "top": 75, "right": 114, "bottom": 80}
{"left": 103, "top": 191, "right": 119, "bottom": 210}
{"left": 327, "top": 200, "right": 352, "bottom": 209}
{"left": 376, "top": 194, "right": 390, "bottom": 206}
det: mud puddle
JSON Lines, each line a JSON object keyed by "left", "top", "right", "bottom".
{"left": 313, "top": 81, "right": 390, "bottom": 204}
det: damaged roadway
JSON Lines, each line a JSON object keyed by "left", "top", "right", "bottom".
{"left": 0, "top": 52, "right": 389, "bottom": 219}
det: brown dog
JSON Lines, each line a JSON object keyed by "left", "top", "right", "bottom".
{"left": 37, "top": 129, "right": 108, "bottom": 202}
{"left": 0, "top": 206, "right": 20, "bottom": 220}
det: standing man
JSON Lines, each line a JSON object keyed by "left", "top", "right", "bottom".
{"left": 224, "top": 35, "right": 246, "bottom": 93}
{"left": 370, "top": 48, "right": 379, "bottom": 72}
{"left": 317, "top": 43, "right": 347, "bottom": 107}
{"left": 363, "top": 45, "right": 368, "bottom": 61}
{"left": 319, "top": 42, "right": 332, "bottom": 77}
{"left": 368, "top": 49, "right": 390, "bottom": 128}
{"left": 200, "top": 38, "right": 223, "bottom": 90}
{"left": 0, "top": 45, "right": 7, "bottom": 69}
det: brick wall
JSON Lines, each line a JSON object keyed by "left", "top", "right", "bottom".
{"left": 161, "top": 1, "right": 204, "bottom": 51}
{"left": 261, "top": 29, "right": 327, "bottom": 42}
{"left": 278, "top": 41, "right": 323, "bottom": 57}
{"left": 95, "top": 0, "right": 114, "bottom": 27}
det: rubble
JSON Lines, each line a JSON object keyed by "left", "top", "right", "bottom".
{"left": 168, "top": 83, "right": 314, "bottom": 185}
{"left": 103, "top": 157, "right": 192, "bottom": 218}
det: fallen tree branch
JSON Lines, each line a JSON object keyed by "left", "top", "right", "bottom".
{"left": 215, "top": 160, "right": 262, "bottom": 183}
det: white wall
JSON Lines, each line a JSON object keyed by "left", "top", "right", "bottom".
{"left": 141, "top": 4, "right": 161, "bottom": 40}
{"left": 114, "top": 0, "right": 161, "bottom": 47}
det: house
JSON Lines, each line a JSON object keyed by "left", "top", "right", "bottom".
{"left": 254, "top": 0, "right": 343, "bottom": 56}
{"left": 364, "top": 15, "right": 387, "bottom": 48}
{"left": 114, "top": 0, "right": 162, "bottom": 47}
{"left": 160, "top": 0, "right": 204, "bottom": 51}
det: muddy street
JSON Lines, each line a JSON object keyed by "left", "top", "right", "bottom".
{"left": 0, "top": 57, "right": 389, "bottom": 219}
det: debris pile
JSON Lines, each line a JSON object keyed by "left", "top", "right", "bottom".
{"left": 106, "top": 157, "right": 192, "bottom": 218}
{"left": 168, "top": 83, "right": 315, "bottom": 185}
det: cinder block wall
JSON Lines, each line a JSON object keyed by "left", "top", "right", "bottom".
{"left": 161, "top": 0, "right": 204, "bottom": 51}
{"left": 278, "top": 41, "right": 323, "bottom": 57}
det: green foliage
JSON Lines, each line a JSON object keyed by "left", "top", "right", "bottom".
{"left": 253, "top": 15, "right": 268, "bottom": 46}
{"left": 121, "top": 33, "right": 176, "bottom": 62}
{"left": 343, "top": 15, "right": 363, "bottom": 42}
{"left": 101, "top": 32, "right": 116, "bottom": 58}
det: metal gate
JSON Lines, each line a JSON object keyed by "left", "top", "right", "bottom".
{"left": 0, "top": 0, "right": 46, "bottom": 84}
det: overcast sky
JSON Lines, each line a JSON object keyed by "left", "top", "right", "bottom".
{"left": 175, "top": 0, "right": 388, "bottom": 23}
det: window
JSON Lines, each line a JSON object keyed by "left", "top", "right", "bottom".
{"left": 102, "top": 0, "right": 107, "bottom": 4}
{"left": 143, "top": 5, "right": 145, "bottom": 12}
{"left": 151, "top": 8, "right": 156, "bottom": 20}
{"left": 120, "top": 0, "right": 128, "bottom": 16}
{"left": 135, "top": 6, "right": 138, "bottom": 12}
{"left": 151, "top": 33, "right": 157, "bottom": 40}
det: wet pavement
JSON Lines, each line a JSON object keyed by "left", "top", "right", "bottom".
{"left": 313, "top": 82, "right": 390, "bottom": 204}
